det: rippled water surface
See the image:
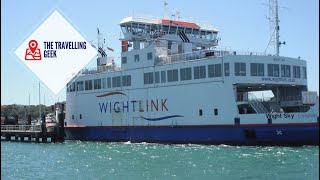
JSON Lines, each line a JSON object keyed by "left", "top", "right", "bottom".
{"left": 1, "top": 141, "right": 319, "bottom": 179}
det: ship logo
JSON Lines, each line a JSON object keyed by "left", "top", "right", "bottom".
{"left": 96, "top": 91, "right": 126, "bottom": 97}
{"left": 139, "top": 115, "right": 183, "bottom": 121}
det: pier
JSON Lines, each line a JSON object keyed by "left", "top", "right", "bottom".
{"left": 1, "top": 112, "right": 65, "bottom": 143}
{"left": 1, "top": 124, "right": 64, "bottom": 143}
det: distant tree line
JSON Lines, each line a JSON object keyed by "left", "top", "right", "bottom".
{"left": 1, "top": 104, "right": 55, "bottom": 120}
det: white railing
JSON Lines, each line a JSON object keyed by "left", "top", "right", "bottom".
{"left": 71, "top": 66, "right": 121, "bottom": 76}
{"left": 155, "top": 49, "right": 268, "bottom": 65}
{"left": 1, "top": 125, "right": 41, "bottom": 133}
{"left": 155, "top": 50, "right": 207, "bottom": 65}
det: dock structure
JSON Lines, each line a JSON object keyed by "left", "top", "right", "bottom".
{"left": 1, "top": 124, "right": 64, "bottom": 143}
{"left": 1, "top": 113, "right": 65, "bottom": 143}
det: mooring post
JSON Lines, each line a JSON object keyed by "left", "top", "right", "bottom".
{"left": 57, "top": 104, "right": 65, "bottom": 142}
{"left": 14, "top": 115, "right": 18, "bottom": 125}
{"left": 5, "top": 134, "right": 10, "bottom": 141}
{"left": 27, "top": 114, "right": 32, "bottom": 125}
{"left": 41, "top": 113, "right": 47, "bottom": 142}
{"left": 4, "top": 115, "right": 8, "bottom": 125}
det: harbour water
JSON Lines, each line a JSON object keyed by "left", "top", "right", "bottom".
{"left": 1, "top": 141, "right": 319, "bottom": 179}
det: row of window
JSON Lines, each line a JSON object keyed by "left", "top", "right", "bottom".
{"left": 144, "top": 63, "right": 229, "bottom": 85}
{"left": 68, "top": 75, "right": 131, "bottom": 92}
{"left": 235, "top": 63, "right": 306, "bottom": 78}
{"left": 122, "top": 52, "right": 153, "bottom": 64}
{"left": 68, "top": 63, "right": 307, "bottom": 92}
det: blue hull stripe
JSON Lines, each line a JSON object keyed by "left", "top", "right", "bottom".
{"left": 65, "top": 123, "right": 319, "bottom": 145}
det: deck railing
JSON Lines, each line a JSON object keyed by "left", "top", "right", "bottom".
{"left": 1, "top": 125, "right": 41, "bottom": 133}
{"left": 155, "top": 49, "right": 268, "bottom": 65}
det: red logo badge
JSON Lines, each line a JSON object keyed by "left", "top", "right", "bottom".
{"left": 25, "top": 40, "right": 42, "bottom": 60}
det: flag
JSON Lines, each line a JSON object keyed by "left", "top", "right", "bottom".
{"left": 107, "top": 47, "right": 114, "bottom": 52}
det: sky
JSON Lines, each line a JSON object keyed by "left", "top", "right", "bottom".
{"left": 1, "top": 0, "right": 319, "bottom": 105}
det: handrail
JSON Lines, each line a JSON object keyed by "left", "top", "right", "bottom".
{"left": 155, "top": 49, "right": 268, "bottom": 65}
{"left": 1, "top": 125, "right": 41, "bottom": 132}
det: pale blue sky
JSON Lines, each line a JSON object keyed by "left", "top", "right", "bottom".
{"left": 1, "top": 0, "right": 319, "bottom": 105}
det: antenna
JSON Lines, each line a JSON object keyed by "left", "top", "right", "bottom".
{"left": 175, "top": 10, "right": 181, "bottom": 20}
{"left": 162, "top": 1, "right": 168, "bottom": 19}
{"left": 39, "top": 81, "right": 41, "bottom": 120}
{"left": 97, "top": 28, "right": 102, "bottom": 49}
{"left": 264, "top": 0, "right": 286, "bottom": 56}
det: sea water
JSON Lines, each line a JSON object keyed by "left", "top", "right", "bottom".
{"left": 1, "top": 141, "right": 319, "bottom": 179}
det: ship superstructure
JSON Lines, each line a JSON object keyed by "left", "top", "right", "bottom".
{"left": 64, "top": 8, "right": 319, "bottom": 145}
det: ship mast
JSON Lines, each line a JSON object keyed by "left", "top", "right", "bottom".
{"left": 265, "top": 0, "right": 285, "bottom": 56}
{"left": 275, "top": 0, "right": 280, "bottom": 56}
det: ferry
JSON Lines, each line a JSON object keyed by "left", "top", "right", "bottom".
{"left": 64, "top": 6, "right": 319, "bottom": 145}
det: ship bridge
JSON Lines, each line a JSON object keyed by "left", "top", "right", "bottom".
{"left": 120, "top": 16, "right": 219, "bottom": 47}
{"left": 119, "top": 16, "right": 220, "bottom": 70}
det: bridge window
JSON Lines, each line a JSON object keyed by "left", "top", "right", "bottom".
{"left": 85, "top": 80, "right": 92, "bottom": 90}
{"left": 122, "top": 57, "right": 127, "bottom": 64}
{"left": 77, "top": 81, "right": 84, "bottom": 91}
{"left": 199, "top": 109, "right": 203, "bottom": 116}
{"left": 267, "top": 64, "right": 280, "bottom": 77}
{"left": 122, "top": 75, "right": 131, "bottom": 87}
{"left": 212, "top": 32, "right": 217, "bottom": 40}
{"left": 281, "top": 65, "right": 291, "bottom": 77}
{"left": 169, "top": 26, "right": 177, "bottom": 34}
{"left": 107, "top": 77, "right": 111, "bottom": 88}
{"left": 167, "top": 69, "right": 179, "bottom": 82}
{"left": 70, "top": 82, "right": 76, "bottom": 92}
{"left": 224, "top": 63, "right": 230, "bottom": 76}
{"left": 144, "top": 72, "right": 154, "bottom": 85}
{"left": 138, "top": 23, "right": 146, "bottom": 33}
{"left": 185, "top": 28, "right": 192, "bottom": 35}
{"left": 155, "top": 72, "right": 160, "bottom": 84}
{"left": 194, "top": 66, "right": 206, "bottom": 79}
{"left": 250, "top": 63, "right": 264, "bottom": 76}
{"left": 162, "top": 25, "right": 169, "bottom": 34}
{"left": 180, "top": 67, "right": 192, "bottom": 81}
{"left": 150, "top": 24, "right": 160, "bottom": 34}
{"left": 112, "top": 76, "right": 121, "bottom": 88}
{"left": 132, "top": 23, "right": 138, "bottom": 32}
{"left": 206, "top": 32, "right": 212, "bottom": 40}
{"left": 145, "top": 24, "right": 151, "bottom": 33}
{"left": 161, "top": 71, "right": 166, "bottom": 83}
{"left": 193, "top": 29, "right": 199, "bottom": 37}
{"left": 235, "top": 63, "right": 246, "bottom": 76}
{"left": 120, "top": 24, "right": 127, "bottom": 33}
{"left": 293, "top": 66, "right": 301, "bottom": 78}
{"left": 302, "top": 67, "right": 307, "bottom": 79}
{"left": 66, "top": 83, "right": 70, "bottom": 92}
{"left": 200, "top": 31, "right": 206, "bottom": 39}
{"left": 94, "top": 79, "right": 102, "bottom": 90}
{"left": 208, "top": 64, "right": 222, "bottom": 77}
{"left": 178, "top": 27, "right": 185, "bottom": 33}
